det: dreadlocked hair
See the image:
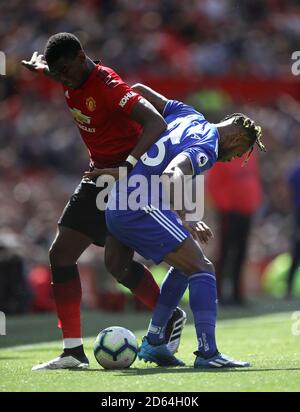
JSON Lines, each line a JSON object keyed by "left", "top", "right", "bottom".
{"left": 222, "top": 112, "right": 266, "bottom": 164}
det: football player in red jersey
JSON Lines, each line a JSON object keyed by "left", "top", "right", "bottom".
{"left": 22, "top": 33, "right": 186, "bottom": 370}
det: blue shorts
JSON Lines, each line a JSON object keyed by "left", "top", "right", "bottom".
{"left": 106, "top": 205, "right": 190, "bottom": 264}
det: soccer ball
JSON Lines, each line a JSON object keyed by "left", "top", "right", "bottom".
{"left": 94, "top": 326, "right": 139, "bottom": 369}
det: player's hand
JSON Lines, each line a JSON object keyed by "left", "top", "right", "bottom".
{"left": 183, "top": 220, "right": 214, "bottom": 244}
{"left": 83, "top": 167, "right": 121, "bottom": 180}
{"left": 21, "top": 52, "right": 48, "bottom": 74}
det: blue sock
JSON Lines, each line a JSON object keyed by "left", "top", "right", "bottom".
{"left": 147, "top": 267, "right": 188, "bottom": 345}
{"left": 189, "top": 272, "right": 218, "bottom": 358}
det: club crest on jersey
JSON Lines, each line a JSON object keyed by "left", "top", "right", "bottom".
{"left": 197, "top": 153, "right": 208, "bottom": 168}
{"left": 86, "top": 96, "right": 96, "bottom": 112}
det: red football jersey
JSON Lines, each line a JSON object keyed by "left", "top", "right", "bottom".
{"left": 63, "top": 63, "right": 143, "bottom": 168}
{"left": 207, "top": 154, "right": 262, "bottom": 215}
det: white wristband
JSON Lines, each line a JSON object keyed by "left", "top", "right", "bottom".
{"left": 126, "top": 155, "right": 138, "bottom": 167}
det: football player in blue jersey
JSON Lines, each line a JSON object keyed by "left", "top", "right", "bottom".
{"left": 86, "top": 84, "right": 265, "bottom": 368}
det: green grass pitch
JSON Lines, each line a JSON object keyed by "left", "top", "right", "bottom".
{"left": 0, "top": 310, "right": 300, "bottom": 392}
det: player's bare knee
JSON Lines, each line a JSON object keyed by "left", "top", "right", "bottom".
{"left": 49, "top": 241, "right": 76, "bottom": 267}
{"left": 49, "top": 242, "right": 58, "bottom": 266}
{"left": 201, "top": 259, "right": 215, "bottom": 275}
{"left": 104, "top": 249, "right": 114, "bottom": 273}
{"left": 105, "top": 251, "right": 127, "bottom": 282}
{"left": 184, "top": 259, "right": 215, "bottom": 276}
{"left": 49, "top": 242, "right": 63, "bottom": 266}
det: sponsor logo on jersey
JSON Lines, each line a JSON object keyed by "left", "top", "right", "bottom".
{"left": 77, "top": 124, "right": 96, "bottom": 133}
{"left": 70, "top": 108, "right": 91, "bottom": 124}
{"left": 86, "top": 96, "right": 96, "bottom": 112}
{"left": 119, "top": 91, "right": 136, "bottom": 108}
{"left": 197, "top": 153, "right": 208, "bottom": 168}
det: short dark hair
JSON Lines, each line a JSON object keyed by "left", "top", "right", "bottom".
{"left": 44, "top": 32, "right": 82, "bottom": 66}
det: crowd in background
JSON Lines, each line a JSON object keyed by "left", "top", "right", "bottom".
{"left": 1, "top": 0, "right": 300, "bottom": 311}
{"left": 1, "top": 0, "right": 299, "bottom": 77}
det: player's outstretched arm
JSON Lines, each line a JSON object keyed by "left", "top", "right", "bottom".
{"left": 21, "top": 52, "right": 57, "bottom": 81}
{"left": 83, "top": 97, "right": 167, "bottom": 180}
{"left": 128, "top": 97, "right": 167, "bottom": 161}
{"left": 162, "top": 153, "right": 214, "bottom": 244}
{"left": 131, "top": 83, "right": 168, "bottom": 115}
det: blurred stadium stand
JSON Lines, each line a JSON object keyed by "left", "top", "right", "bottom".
{"left": 0, "top": 0, "right": 300, "bottom": 312}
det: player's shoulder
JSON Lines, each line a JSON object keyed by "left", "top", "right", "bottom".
{"left": 163, "top": 99, "right": 202, "bottom": 118}
{"left": 94, "top": 64, "right": 124, "bottom": 89}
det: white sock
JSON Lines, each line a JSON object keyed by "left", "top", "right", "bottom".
{"left": 63, "top": 338, "right": 83, "bottom": 349}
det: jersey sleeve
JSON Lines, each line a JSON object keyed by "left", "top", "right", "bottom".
{"left": 182, "top": 148, "right": 213, "bottom": 176}
{"left": 163, "top": 100, "right": 185, "bottom": 117}
{"left": 99, "top": 67, "right": 141, "bottom": 114}
{"left": 109, "top": 82, "right": 141, "bottom": 114}
{"left": 163, "top": 100, "right": 200, "bottom": 119}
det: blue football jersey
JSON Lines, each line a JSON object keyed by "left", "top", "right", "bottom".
{"left": 135, "top": 99, "right": 219, "bottom": 179}
{"left": 106, "top": 101, "right": 219, "bottom": 262}
{"left": 108, "top": 100, "right": 219, "bottom": 210}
